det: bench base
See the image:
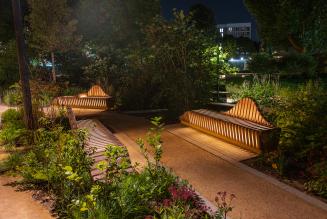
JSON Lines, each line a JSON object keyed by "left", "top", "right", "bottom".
{"left": 181, "top": 120, "right": 262, "bottom": 154}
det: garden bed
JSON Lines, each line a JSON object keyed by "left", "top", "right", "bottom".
{"left": 243, "top": 157, "right": 327, "bottom": 204}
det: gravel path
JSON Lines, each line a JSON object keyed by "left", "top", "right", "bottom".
{"left": 0, "top": 176, "right": 54, "bottom": 219}
{"left": 85, "top": 111, "right": 327, "bottom": 219}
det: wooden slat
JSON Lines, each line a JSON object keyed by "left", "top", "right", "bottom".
{"left": 224, "top": 97, "right": 272, "bottom": 127}
{"left": 77, "top": 119, "right": 127, "bottom": 181}
{"left": 52, "top": 85, "right": 111, "bottom": 110}
{"left": 180, "top": 98, "right": 279, "bottom": 154}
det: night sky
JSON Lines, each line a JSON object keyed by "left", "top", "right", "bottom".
{"left": 161, "top": 0, "right": 258, "bottom": 41}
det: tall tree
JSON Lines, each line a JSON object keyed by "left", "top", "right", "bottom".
{"left": 244, "top": 0, "right": 327, "bottom": 53}
{"left": 0, "top": 0, "right": 15, "bottom": 43}
{"left": 77, "top": 0, "right": 160, "bottom": 48}
{"left": 27, "top": 0, "right": 79, "bottom": 82}
{"left": 189, "top": 4, "right": 216, "bottom": 31}
{"left": 11, "top": 0, "right": 34, "bottom": 129}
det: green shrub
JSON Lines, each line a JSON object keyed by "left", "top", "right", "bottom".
{"left": 20, "top": 121, "right": 93, "bottom": 217}
{"left": 0, "top": 109, "right": 28, "bottom": 148}
{"left": 248, "top": 53, "right": 278, "bottom": 74}
{"left": 305, "top": 162, "right": 327, "bottom": 198}
{"left": 278, "top": 53, "right": 317, "bottom": 77}
{"left": 248, "top": 53, "right": 317, "bottom": 77}
{"left": 0, "top": 152, "right": 24, "bottom": 173}
{"left": 62, "top": 87, "right": 85, "bottom": 96}
{"left": 1, "top": 108, "right": 24, "bottom": 127}
{"left": 274, "top": 81, "right": 327, "bottom": 171}
{"left": 230, "top": 75, "right": 280, "bottom": 108}
{"left": 105, "top": 167, "right": 176, "bottom": 218}
{"left": 2, "top": 84, "right": 22, "bottom": 106}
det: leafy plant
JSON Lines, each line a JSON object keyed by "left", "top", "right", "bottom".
{"left": 20, "top": 120, "right": 93, "bottom": 217}
{"left": 2, "top": 83, "right": 22, "bottom": 106}
{"left": 0, "top": 152, "right": 24, "bottom": 173}
{"left": 229, "top": 75, "right": 280, "bottom": 109}
{"left": 0, "top": 109, "right": 29, "bottom": 148}
{"left": 214, "top": 192, "right": 236, "bottom": 219}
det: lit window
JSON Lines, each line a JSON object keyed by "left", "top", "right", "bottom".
{"left": 219, "top": 28, "right": 224, "bottom": 33}
{"left": 228, "top": 27, "right": 232, "bottom": 32}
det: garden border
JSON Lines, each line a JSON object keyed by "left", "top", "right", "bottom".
{"left": 167, "top": 127, "right": 327, "bottom": 212}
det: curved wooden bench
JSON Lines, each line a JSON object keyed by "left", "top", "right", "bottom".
{"left": 53, "top": 85, "right": 111, "bottom": 110}
{"left": 180, "top": 98, "right": 280, "bottom": 153}
{"left": 66, "top": 107, "right": 130, "bottom": 181}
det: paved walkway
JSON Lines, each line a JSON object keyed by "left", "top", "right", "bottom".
{"left": 77, "top": 111, "right": 327, "bottom": 219}
{"left": 0, "top": 176, "right": 54, "bottom": 219}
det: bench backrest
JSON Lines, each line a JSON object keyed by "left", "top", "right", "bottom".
{"left": 224, "top": 97, "right": 272, "bottom": 127}
{"left": 87, "top": 85, "right": 109, "bottom": 97}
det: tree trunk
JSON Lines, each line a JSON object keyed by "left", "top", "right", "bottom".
{"left": 11, "top": 0, "right": 34, "bottom": 130}
{"left": 51, "top": 51, "right": 56, "bottom": 83}
{"left": 288, "top": 35, "right": 305, "bottom": 53}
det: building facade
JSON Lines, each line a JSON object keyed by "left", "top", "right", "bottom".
{"left": 217, "top": 22, "right": 251, "bottom": 39}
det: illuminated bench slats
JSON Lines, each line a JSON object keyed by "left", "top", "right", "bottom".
{"left": 180, "top": 98, "right": 280, "bottom": 153}
{"left": 52, "top": 85, "right": 111, "bottom": 110}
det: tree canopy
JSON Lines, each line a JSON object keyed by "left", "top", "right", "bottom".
{"left": 244, "top": 0, "right": 327, "bottom": 53}
{"left": 27, "top": 0, "right": 80, "bottom": 81}
{"left": 189, "top": 3, "right": 216, "bottom": 31}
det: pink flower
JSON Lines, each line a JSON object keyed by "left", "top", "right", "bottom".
{"left": 162, "top": 198, "right": 171, "bottom": 207}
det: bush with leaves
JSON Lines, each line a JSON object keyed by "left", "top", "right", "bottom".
{"left": 229, "top": 75, "right": 280, "bottom": 110}
{"left": 0, "top": 109, "right": 29, "bottom": 149}
{"left": 248, "top": 53, "right": 278, "bottom": 75}
{"left": 272, "top": 81, "right": 327, "bottom": 195}
{"left": 248, "top": 52, "right": 317, "bottom": 77}
{"left": 278, "top": 53, "right": 317, "bottom": 77}
{"left": 20, "top": 118, "right": 93, "bottom": 217}
{"left": 2, "top": 83, "right": 22, "bottom": 106}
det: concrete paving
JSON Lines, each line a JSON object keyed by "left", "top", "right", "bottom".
{"left": 81, "top": 111, "right": 327, "bottom": 219}
{"left": 0, "top": 176, "right": 54, "bottom": 219}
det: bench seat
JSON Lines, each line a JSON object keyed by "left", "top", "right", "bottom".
{"left": 180, "top": 98, "right": 280, "bottom": 153}
{"left": 52, "top": 85, "right": 111, "bottom": 110}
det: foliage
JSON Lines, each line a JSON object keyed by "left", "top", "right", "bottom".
{"left": 27, "top": 0, "right": 81, "bottom": 81}
{"left": 220, "top": 35, "right": 256, "bottom": 59}
{"left": 0, "top": 109, "right": 28, "bottom": 149}
{"left": 273, "top": 82, "right": 327, "bottom": 179}
{"left": 229, "top": 75, "right": 280, "bottom": 108}
{"left": 77, "top": 0, "right": 160, "bottom": 47}
{"left": 248, "top": 53, "right": 317, "bottom": 77}
{"left": 2, "top": 84, "right": 22, "bottom": 106}
{"left": 214, "top": 192, "right": 236, "bottom": 219}
{"left": 0, "top": 152, "right": 24, "bottom": 173}
{"left": 62, "top": 86, "right": 85, "bottom": 96}
{"left": 189, "top": 4, "right": 216, "bottom": 31}
{"left": 278, "top": 53, "right": 317, "bottom": 77}
{"left": 83, "top": 9, "right": 236, "bottom": 118}
{"left": 248, "top": 53, "right": 278, "bottom": 75}
{"left": 244, "top": 0, "right": 327, "bottom": 53}
{"left": 153, "top": 184, "right": 209, "bottom": 219}
{"left": 118, "top": 11, "right": 222, "bottom": 117}
{"left": 27, "top": 0, "right": 79, "bottom": 53}
{"left": 0, "top": 40, "right": 19, "bottom": 91}
{"left": 20, "top": 119, "right": 93, "bottom": 216}
{"left": 305, "top": 165, "right": 327, "bottom": 198}
{"left": 103, "top": 144, "right": 131, "bottom": 182}
{"left": 0, "top": 0, "right": 14, "bottom": 43}
{"left": 146, "top": 117, "right": 164, "bottom": 167}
